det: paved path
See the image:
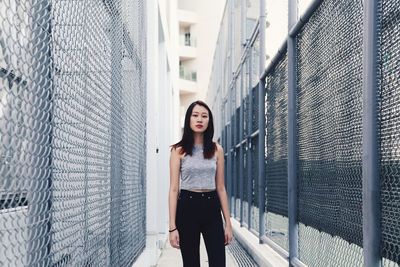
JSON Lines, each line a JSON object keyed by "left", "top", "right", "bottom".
{"left": 156, "top": 235, "right": 237, "bottom": 267}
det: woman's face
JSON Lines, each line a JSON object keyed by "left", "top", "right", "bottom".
{"left": 190, "top": 104, "right": 209, "bottom": 133}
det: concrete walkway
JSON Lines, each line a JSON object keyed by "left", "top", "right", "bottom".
{"left": 156, "top": 235, "right": 238, "bottom": 267}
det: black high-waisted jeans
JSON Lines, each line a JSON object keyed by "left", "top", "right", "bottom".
{"left": 176, "top": 190, "right": 226, "bottom": 267}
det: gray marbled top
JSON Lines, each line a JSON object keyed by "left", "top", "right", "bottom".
{"left": 180, "top": 145, "right": 217, "bottom": 190}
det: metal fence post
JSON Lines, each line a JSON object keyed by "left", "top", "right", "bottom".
{"left": 239, "top": 0, "right": 246, "bottom": 226}
{"left": 362, "top": 0, "right": 381, "bottom": 266}
{"left": 258, "top": 0, "right": 266, "bottom": 242}
{"left": 247, "top": 48, "right": 253, "bottom": 228}
{"left": 27, "top": 2, "right": 53, "bottom": 265}
{"left": 233, "top": 81, "right": 237, "bottom": 217}
{"left": 229, "top": 0, "right": 235, "bottom": 210}
{"left": 227, "top": 88, "right": 233, "bottom": 212}
{"left": 239, "top": 71, "right": 245, "bottom": 225}
{"left": 288, "top": 0, "right": 298, "bottom": 265}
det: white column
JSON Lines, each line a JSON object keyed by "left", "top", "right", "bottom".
{"left": 142, "top": 0, "right": 161, "bottom": 265}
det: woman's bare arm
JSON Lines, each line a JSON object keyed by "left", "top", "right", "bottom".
{"left": 215, "top": 143, "right": 233, "bottom": 245}
{"left": 168, "top": 147, "right": 181, "bottom": 248}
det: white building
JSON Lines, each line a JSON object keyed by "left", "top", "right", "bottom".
{"left": 177, "top": 0, "right": 226, "bottom": 130}
{"left": 139, "top": 0, "right": 225, "bottom": 266}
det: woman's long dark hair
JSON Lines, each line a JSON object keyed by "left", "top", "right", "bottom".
{"left": 172, "top": 100, "right": 216, "bottom": 159}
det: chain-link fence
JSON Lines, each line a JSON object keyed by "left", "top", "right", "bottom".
{"left": 380, "top": 0, "right": 400, "bottom": 265}
{"left": 296, "top": 0, "right": 364, "bottom": 264}
{"left": 0, "top": 0, "right": 146, "bottom": 266}
{"left": 208, "top": 0, "right": 400, "bottom": 266}
{"left": 265, "top": 51, "right": 288, "bottom": 252}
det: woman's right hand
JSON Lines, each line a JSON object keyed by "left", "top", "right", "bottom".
{"left": 169, "top": 230, "right": 180, "bottom": 249}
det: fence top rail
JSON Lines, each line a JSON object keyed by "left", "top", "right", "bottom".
{"left": 288, "top": 0, "right": 324, "bottom": 37}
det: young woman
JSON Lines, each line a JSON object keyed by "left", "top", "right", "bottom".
{"left": 168, "top": 100, "right": 233, "bottom": 267}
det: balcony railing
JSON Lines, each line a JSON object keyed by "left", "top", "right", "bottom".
{"left": 179, "top": 66, "right": 197, "bottom": 82}
{"left": 179, "top": 34, "right": 196, "bottom": 47}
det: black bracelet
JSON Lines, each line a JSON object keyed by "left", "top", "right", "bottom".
{"left": 169, "top": 228, "right": 177, "bottom": 233}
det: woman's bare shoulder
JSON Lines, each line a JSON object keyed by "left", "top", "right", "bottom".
{"left": 215, "top": 142, "right": 224, "bottom": 152}
{"left": 171, "top": 145, "right": 185, "bottom": 159}
{"left": 214, "top": 142, "right": 224, "bottom": 158}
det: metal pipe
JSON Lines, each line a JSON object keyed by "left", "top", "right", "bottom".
{"left": 288, "top": 0, "right": 298, "bottom": 265}
{"left": 247, "top": 51, "right": 253, "bottom": 229}
{"left": 228, "top": 22, "right": 260, "bottom": 98}
{"left": 227, "top": 91, "right": 233, "bottom": 212}
{"left": 239, "top": 3, "right": 246, "bottom": 224}
{"left": 239, "top": 69, "right": 245, "bottom": 224}
{"left": 362, "top": 0, "right": 380, "bottom": 266}
{"left": 250, "top": 129, "right": 260, "bottom": 138}
{"left": 226, "top": 0, "right": 234, "bottom": 211}
{"left": 232, "top": 22, "right": 260, "bottom": 86}
{"left": 236, "top": 139, "right": 247, "bottom": 148}
{"left": 258, "top": 0, "right": 266, "bottom": 242}
{"left": 242, "top": 0, "right": 246, "bottom": 47}
{"left": 27, "top": 1, "right": 53, "bottom": 265}
{"left": 288, "top": 0, "right": 323, "bottom": 37}
{"left": 233, "top": 82, "right": 237, "bottom": 217}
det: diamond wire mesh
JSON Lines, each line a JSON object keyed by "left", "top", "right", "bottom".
{"left": 223, "top": 125, "right": 228, "bottom": 194}
{"left": 235, "top": 147, "right": 241, "bottom": 220}
{"left": 235, "top": 107, "right": 240, "bottom": 146}
{"left": 243, "top": 72, "right": 249, "bottom": 135}
{"left": 229, "top": 117, "right": 235, "bottom": 209}
{"left": 251, "top": 86, "right": 258, "bottom": 133}
{"left": 264, "top": 51, "right": 289, "bottom": 251}
{"left": 211, "top": 0, "right": 400, "bottom": 265}
{"left": 0, "top": 0, "right": 146, "bottom": 266}
{"left": 296, "top": 0, "right": 364, "bottom": 265}
{"left": 250, "top": 135, "right": 259, "bottom": 232}
{"left": 380, "top": 0, "right": 400, "bottom": 265}
{"left": 243, "top": 142, "right": 248, "bottom": 225}
{"left": 265, "top": 52, "right": 288, "bottom": 217}
{"left": 1, "top": 1, "right": 52, "bottom": 265}
{"left": 250, "top": 41, "right": 260, "bottom": 134}
{"left": 298, "top": 224, "right": 364, "bottom": 267}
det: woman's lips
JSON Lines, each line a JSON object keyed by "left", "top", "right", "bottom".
{"left": 196, "top": 125, "right": 203, "bottom": 128}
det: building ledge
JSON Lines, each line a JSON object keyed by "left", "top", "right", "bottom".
{"left": 179, "top": 78, "right": 197, "bottom": 95}
{"left": 178, "top": 9, "right": 198, "bottom": 26}
{"left": 231, "top": 219, "right": 289, "bottom": 267}
{"left": 179, "top": 46, "right": 196, "bottom": 60}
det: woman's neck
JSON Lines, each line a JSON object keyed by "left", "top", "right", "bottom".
{"left": 193, "top": 133, "right": 204, "bottom": 146}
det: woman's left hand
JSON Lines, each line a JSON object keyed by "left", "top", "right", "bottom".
{"left": 224, "top": 225, "right": 233, "bottom": 245}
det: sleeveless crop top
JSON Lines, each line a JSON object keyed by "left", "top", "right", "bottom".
{"left": 180, "top": 145, "right": 217, "bottom": 190}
